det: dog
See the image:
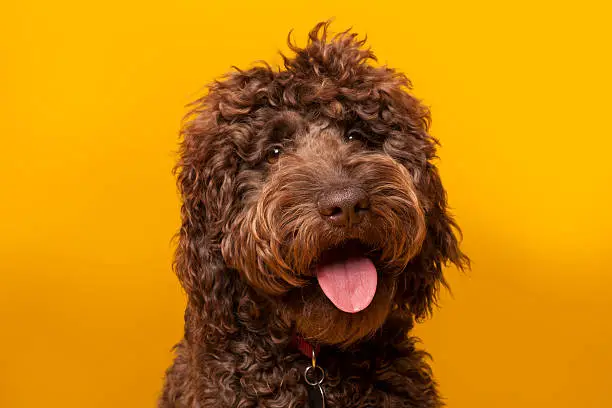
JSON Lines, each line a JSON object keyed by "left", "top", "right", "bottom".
{"left": 160, "top": 22, "right": 468, "bottom": 408}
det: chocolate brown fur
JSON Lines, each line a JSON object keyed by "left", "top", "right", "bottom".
{"left": 160, "top": 22, "right": 468, "bottom": 407}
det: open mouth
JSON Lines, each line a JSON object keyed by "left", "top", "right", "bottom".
{"left": 314, "top": 240, "right": 379, "bottom": 314}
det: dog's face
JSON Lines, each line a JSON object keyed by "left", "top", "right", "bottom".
{"left": 175, "top": 23, "right": 467, "bottom": 347}
{"left": 221, "top": 115, "right": 426, "bottom": 345}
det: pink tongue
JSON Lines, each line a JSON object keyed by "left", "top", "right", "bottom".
{"left": 316, "top": 257, "right": 377, "bottom": 313}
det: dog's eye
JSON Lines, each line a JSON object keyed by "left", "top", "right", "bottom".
{"left": 346, "top": 129, "right": 367, "bottom": 143}
{"left": 266, "top": 146, "right": 283, "bottom": 164}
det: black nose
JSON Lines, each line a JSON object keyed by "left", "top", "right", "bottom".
{"left": 318, "top": 186, "right": 370, "bottom": 227}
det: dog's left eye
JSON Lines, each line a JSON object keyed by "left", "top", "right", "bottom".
{"left": 346, "top": 129, "right": 367, "bottom": 143}
{"left": 266, "top": 146, "right": 283, "bottom": 164}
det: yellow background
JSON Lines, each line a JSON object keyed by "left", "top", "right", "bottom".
{"left": 2, "top": 1, "right": 611, "bottom": 407}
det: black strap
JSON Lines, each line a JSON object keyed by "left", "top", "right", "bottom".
{"left": 307, "top": 384, "right": 325, "bottom": 408}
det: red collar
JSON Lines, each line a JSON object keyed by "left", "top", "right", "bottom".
{"left": 290, "top": 332, "right": 321, "bottom": 359}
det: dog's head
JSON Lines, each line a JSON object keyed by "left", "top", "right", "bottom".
{"left": 174, "top": 22, "right": 468, "bottom": 346}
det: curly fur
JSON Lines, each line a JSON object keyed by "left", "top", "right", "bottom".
{"left": 160, "top": 22, "right": 468, "bottom": 408}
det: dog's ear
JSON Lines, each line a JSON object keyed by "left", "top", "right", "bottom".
{"left": 173, "top": 68, "right": 274, "bottom": 337}
{"left": 403, "top": 161, "right": 469, "bottom": 320}
{"left": 375, "top": 78, "right": 469, "bottom": 320}
{"left": 173, "top": 106, "right": 240, "bottom": 338}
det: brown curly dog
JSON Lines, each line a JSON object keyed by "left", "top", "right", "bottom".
{"left": 160, "top": 22, "right": 468, "bottom": 408}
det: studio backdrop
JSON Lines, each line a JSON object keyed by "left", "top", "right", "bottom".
{"left": 1, "top": 1, "right": 611, "bottom": 407}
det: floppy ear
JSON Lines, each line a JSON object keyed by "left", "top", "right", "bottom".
{"left": 173, "top": 101, "right": 241, "bottom": 338}
{"left": 173, "top": 67, "right": 275, "bottom": 338}
{"left": 403, "top": 161, "right": 469, "bottom": 320}
{"left": 373, "top": 75, "right": 469, "bottom": 320}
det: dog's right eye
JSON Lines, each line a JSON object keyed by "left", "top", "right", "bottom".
{"left": 266, "top": 146, "right": 283, "bottom": 164}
